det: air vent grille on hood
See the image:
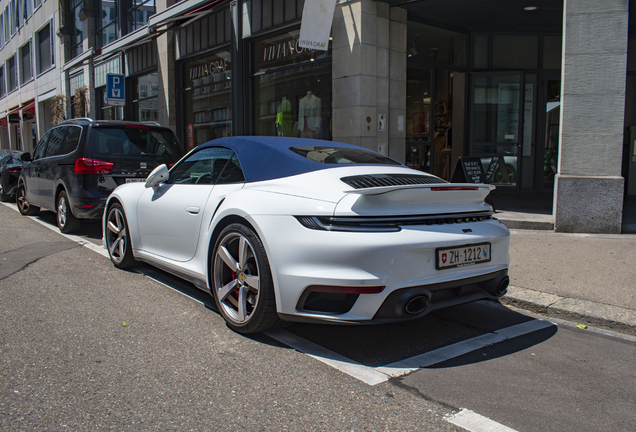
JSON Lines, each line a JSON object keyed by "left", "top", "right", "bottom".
{"left": 341, "top": 174, "right": 448, "bottom": 189}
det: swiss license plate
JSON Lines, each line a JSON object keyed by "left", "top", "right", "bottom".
{"left": 436, "top": 242, "right": 491, "bottom": 270}
{"left": 126, "top": 178, "right": 145, "bottom": 183}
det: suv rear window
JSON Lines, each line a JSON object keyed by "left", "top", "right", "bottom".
{"left": 290, "top": 146, "right": 401, "bottom": 165}
{"left": 89, "top": 127, "right": 181, "bottom": 158}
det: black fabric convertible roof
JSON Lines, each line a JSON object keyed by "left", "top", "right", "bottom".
{"left": 198, "top": 136, "right": 402, "bottom": 183}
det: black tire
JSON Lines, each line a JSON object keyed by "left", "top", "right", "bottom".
{"left": 16, "top": 183, "right": 39, "bottom": 216}
{"left": 211, "top": 223, "right": 282, "bottom": 334}
{"left": 105, "top": 203, "right": 138, "bottom": 269}
{"left": 0, "top": 184, "right": 12, "bottom": 202}
{"left": 56, "top": 190, "right": 81, "bottom": 234}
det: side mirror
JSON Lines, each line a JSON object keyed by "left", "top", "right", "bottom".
{"left": 145, "top": 164, "right": 169, "bottom": 188}
{"left": 21, "top": 152, "right": 32, "bottom": 162}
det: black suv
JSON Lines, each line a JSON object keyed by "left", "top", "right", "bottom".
{"left": 16, "top": 119, "right": 182, "bottom": 233}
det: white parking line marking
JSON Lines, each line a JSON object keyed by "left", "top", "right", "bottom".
{"left": 266, "top": 328, "right": 390, "bottom": 386}
{"left": 376, "top": 320, "right": 555, "bottom": 378}
{"left": 446, "top": 409, "right": 519, "bottom": 432}
{"left": 2, "top": 202, "right": 109, "bottom": 258}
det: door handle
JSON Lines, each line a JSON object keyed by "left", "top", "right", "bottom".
{"left": 186, "top": 206, "right": 200, "bottom": 214}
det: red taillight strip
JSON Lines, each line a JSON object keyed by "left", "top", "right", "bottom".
{"left": 305, "top": 285, "right": 385, "bottom": 294}
{"left": 7, "top": 166, "right": 22, "bottom": 172}
{"left": 430, "top": 187, "right": 479, "bottom": 191}
{"left": 74, "top": 158, "right": 114, "bottom": 174}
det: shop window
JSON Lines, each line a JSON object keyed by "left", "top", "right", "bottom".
{"left": 406, "top": 68, "right": 432, "bottom": 173}
{"left": 0, "top": 66, "right": 5, "bottom": 97}
{"left": 7, "top": 55, "right": 17, "bottom": 92}
{"left": 492, "top": 35, "right": 538, "bottom": 70}
{"left": 132, "top": 72, "right": 159, "bottom": 122}
{"left": 70, "top": 0, "right": 83, "bottom": 58}
{"left": 406, "top": 21, "right": 467, "bottom": 68}
{"left": 252, "top": 30, "right": 332, "bottom": 140}
{"left": 182, "top": 50, "right": 232, "bottom": 149}
{"left": 20, "top": 40, "right": 32, "bottom": 84}
{"left": 36, "top": 22, "right": 54, "bottom": 74}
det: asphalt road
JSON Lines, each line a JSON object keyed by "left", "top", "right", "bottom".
{"left": 1, "top": 203, "right": 635, "bottom": 431}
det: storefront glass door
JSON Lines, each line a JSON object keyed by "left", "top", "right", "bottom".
{"left": 405, "top": 68, "right": 433, "bottom": 173}
{"left": 541, "top": 78, "right": 561, "bottom": 191}
{"left": 470, "top": 72, "right": 523, "bottom": 191}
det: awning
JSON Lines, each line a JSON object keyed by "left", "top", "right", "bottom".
{"left": 148, "top": 0, "right": 225, "bottom": 29}
{"left": 21, "top": 101, "right": 36, "bottom": 121}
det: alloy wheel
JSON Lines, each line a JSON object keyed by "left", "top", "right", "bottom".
{"left": 17, "top": 186, "right": 29, "bottom": 213}
{"left": 106, "top": 207, "right": 128, "bottom": 265}
{"left": 57, "top": 195, "right": 68, "bottom": 227}
{"left": 213, "top": 232, "right": 261, "bottom": 324}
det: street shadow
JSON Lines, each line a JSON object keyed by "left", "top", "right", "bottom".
{"left": 33, "top": 210, "right": 104, "bottom": 242}
{"left": 129, "top": 260, "right": 557, "bottom": 371}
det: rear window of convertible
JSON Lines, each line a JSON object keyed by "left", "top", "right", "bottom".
{"left": 290, "top": 146, "right": 401, "bottom": 165}
{"left": 89, "top": 127, "right": 182, "bottom": 158}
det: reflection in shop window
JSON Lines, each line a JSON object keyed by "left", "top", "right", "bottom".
{"left": 182, "top": 50, "right": 232, "bottom": 149}
{"left": 253, "top": 30, "right": 332, "bottom": 140}
{"left": 132, "top": 72, "right": 158, "bottom": 122}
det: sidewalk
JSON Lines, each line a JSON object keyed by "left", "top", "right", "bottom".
{"left": 493, "top": 194, "right": 636, "bottom": 336}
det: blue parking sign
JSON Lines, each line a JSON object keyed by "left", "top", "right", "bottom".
{"left": 107, "top": 74, "right": 125, "bottom": 106}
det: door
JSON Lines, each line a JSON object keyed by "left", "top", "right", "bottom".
{"left": 41, "top": 126, "right": 82, "bottom": 210}
{"left": 540, "top": 76, "right": 561, "bottom": 192}
{"left": 137, "top": 147, "right": 244, "bottom": 262}
{"left": 23, "top": 130, "right": 51, "bottom": 206}
{"left": 469, "top": 72, "right": 524, "bottom": 192}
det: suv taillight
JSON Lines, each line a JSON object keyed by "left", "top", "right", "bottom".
{"left": 7, "top": 166, "right": 22, "bottom": 172}
{"left": 74, "top": 158, "right": 114, "bottom": 174}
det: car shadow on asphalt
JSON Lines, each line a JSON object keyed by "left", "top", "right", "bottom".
{"left": 32, "top": 209, "right": 103, "bottom": 242}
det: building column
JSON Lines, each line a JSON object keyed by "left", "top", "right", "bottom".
{"left": 554, "top": 0, "right": 628, "bottom": 233}
{"left": 157, "top": 0, "right": 178, "bottom": 132}
{"left": 332, "top": 0, "right": 406, "bottom": 162}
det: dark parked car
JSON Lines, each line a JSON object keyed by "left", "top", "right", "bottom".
{"left": 17, "top": 119, "right": 182, "bottom": 233}
{"left": 0, "top": 151, "right": 26, "bottom": 202}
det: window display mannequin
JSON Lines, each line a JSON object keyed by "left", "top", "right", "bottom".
{"left": 298, "top": 91, "right": 322, "bottom": 138}
{"left": 275, "top": 97, "right": 292, "bottom": 137}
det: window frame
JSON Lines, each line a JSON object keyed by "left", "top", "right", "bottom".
{"left": 167, "top": 146, "right": 245, "bottom": 185}
{"left": 35, "top": 19, "right": 54, "bottom": 75}
{"left": 19, "top": 38, "right": 33, "bottom": 85}
{"left": 6, "top": 53, "right": 17, "bottom": 92}
{"left": 0, "top": 65, "right": 6, "bottom": 98}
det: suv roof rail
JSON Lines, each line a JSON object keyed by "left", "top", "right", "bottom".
{"left": 59, "top": 117, "right": 94, "bottom": 125}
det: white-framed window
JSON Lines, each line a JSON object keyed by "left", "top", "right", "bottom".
{"left": 23, "top": 0, "right": 32, "bottom": 20}
{"left": 19, "top": 39, "right": 32, "bottom": 85}
{"left": 36, "top": 20, "right": 54, "bottom": 74}
{"left": 3, "top": 8, "right": 9, "bottom": 43}
{"left": 0, "top": 13, "right": 4, "bottom": 47}
{"left": 9, "top": 0, "right": 16, "bottom": 35}
{"left": 7, "top": 54, "right": 17, "bottom": 91}
{"left": 33, "top": 0, "right": 42, "bottom": 11}
{"left": 0, "top": 65, "right": 6, "bottom": 98}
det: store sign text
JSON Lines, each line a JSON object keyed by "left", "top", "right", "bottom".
{"left": 189, "top": 58, "right": 230, "bottom": 81}
{"left": 262, "top": 38, "right": 306, "bottom": 63}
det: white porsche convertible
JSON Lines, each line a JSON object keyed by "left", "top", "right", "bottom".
{"left": 104, "top": 137, "right": 510, "bottom": 334}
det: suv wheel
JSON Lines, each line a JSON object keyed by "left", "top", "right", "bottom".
{"left": 16, "top": 184, "right": 39, "bottom": 216}
{"left": 56, "top": 190, "right": 81, "bottom": 233}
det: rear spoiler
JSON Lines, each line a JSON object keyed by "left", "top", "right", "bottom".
{"left": 343, "top": 183, "right": 495, "bottom": 196}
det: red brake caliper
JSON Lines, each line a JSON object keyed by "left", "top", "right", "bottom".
{"left": 231, "top": 270, "right": 239, "bottom": 296}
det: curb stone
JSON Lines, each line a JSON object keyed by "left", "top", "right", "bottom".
{"left": 501, "top": 286, "right": 636, "bottom": 337}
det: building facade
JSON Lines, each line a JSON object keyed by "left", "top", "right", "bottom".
{"left": 0, "top": 0, "right": 633, "bottom": 234}
{"left": 0, "top": 0, "right": 61, "bottom": 152}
